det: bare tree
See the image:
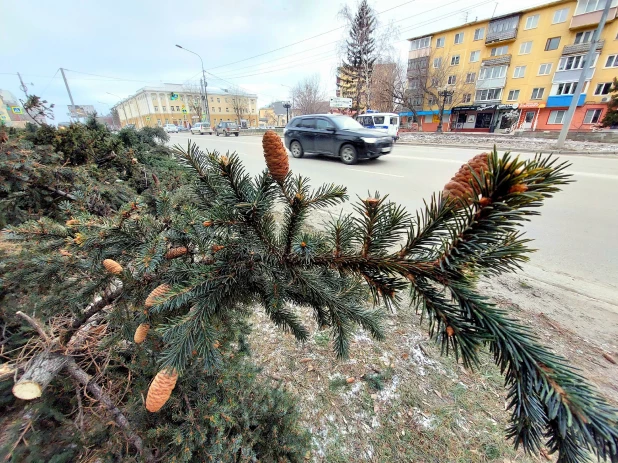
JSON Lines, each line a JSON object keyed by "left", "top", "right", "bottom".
{"left": 292, "top": 75, "right": 329, "bottom": 115}
{"left": 407, "top": 50, "right": 475, "bottom": 132}
{"left": 183, "top": 83, "right": 204, "bottom": 122}
{"left": 231, "top": 92, "right": 249, "bottom": 126}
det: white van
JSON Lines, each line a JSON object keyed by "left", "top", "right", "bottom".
{"left": 357, "top": 113, "right": 400, "bottom": 140}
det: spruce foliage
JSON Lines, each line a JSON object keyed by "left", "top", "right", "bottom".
{"left": 1, "top": 129, "right": 617, "bottom": 462}
{"left": 601, "top": 77, "right": 618, "bottom": 127}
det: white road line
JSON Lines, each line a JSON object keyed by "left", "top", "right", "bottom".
{"left": 571, "top": 171, "right": 618, "bottom": 180}
{"left": 348, "top": 168, "right": 405, "bottom": 178}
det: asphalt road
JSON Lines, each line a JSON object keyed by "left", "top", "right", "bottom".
{"left": 168, "top": 132, "right": 618, "bottom": 300}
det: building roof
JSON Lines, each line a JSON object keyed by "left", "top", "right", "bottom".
{"left": 406, "top": 0, "right": 571, "bottom": 41}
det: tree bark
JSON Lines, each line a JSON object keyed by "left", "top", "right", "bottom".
{"left": 12, "top": 352, "right": 68, "bottom": 400}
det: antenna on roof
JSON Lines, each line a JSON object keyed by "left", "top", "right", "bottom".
{"left": 492, "top": 2, "right": 499, "bottom": 17}
{"left": 464, "top": 11, "right": 469, "bottom": 22}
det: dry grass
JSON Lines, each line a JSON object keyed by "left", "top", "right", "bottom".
{"left": 247, "top": 297, "right": 550, "bottom": 463}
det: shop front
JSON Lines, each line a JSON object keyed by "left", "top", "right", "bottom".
{"left": 399, "top": 110, "right": 451, "bottom": 132}
{"left": 450, "top": 105, "right": 497, "bottom": 132}
{"left": 514, "top": 103, "right": 545, "bottom": 132}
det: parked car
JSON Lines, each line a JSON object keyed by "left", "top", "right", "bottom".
{"left": 215, "top": 122, "right": 239, "bottom": 137}
{"left": 283, "top": 114, "right": 393, "bottom": 165}
{"left": 357, "top": 112, "right": 400, "bottom": 141}
{"left": 177, "top": 125, "right": 189, "bottom": 132}
{"left": 190, "top": 122, "right": 213, "bottom": 135}
{"left": 163, "top": 124, "right": 179, "bottom": 133}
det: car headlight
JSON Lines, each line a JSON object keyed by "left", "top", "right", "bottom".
{"left": 361, "top": 137, "right": 377, "bottom": 143}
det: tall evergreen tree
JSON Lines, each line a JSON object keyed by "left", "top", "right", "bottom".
{"left": 339, "top": 0, "right": 377, "bottom": 113}
{"left": 601, "top": 77, "right": 618, "bottom": 128}
{"left": 2, "top": 130, "right": 618, "bottom": 462}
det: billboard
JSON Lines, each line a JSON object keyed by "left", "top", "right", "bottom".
{"left": 330, "top": 97, "right": 352, "bottom": 108}
{"left": 68, "top": 105, "right": 96, "bottom": 118}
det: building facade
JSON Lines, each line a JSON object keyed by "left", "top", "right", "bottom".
{"left": 111, "top": 84, "right": 258, "bottom": 129}
{"left": 259, "top": 101, "right": 295, "bottom": 127}
{"left": 1, "top": 89, "right": 43, "bottom": 127}
{"left": 403, "top": 0, "right": 618, "bottom": 132}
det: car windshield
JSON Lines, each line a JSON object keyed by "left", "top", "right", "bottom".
{"left": 333, "top": 116, "right": 363, "bottom": 130}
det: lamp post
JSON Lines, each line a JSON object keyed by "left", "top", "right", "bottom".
{"left": 281, "top": 84, "right": 294, "bottom": 119}
{"left": 176, "top": 44, "right": 210, "bottom": 126}
{"left": 106, "top": 92, "right": 130, "bottom": 127}
{"left": 436, "top": 87, "right": 454, "bottom": 133}
{"left": 282, "top": 101, "right": 292, "bottom": 124}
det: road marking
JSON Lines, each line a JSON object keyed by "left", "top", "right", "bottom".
{"left": 571, "top": 171, "right": 618, "bottom": 180}
{"left": 348, "top": 168, "right": 405, "bottom": 178}
{"left": 388, "top": 154, "right": 462, "bottom": 164}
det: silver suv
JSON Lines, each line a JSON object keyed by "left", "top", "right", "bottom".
{"left": 215, "top": 122, "right": 239, "bottom": 137}
{"left": 190, "top": 122, "right": 213, "bottom": 135}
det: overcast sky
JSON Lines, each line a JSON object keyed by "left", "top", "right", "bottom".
{"left": 1, "top": 0, "right": 546, "bottom": 122}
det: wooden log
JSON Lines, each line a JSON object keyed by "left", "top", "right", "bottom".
{"left": 12, "top": 352, "right": 68, "bottom": 400}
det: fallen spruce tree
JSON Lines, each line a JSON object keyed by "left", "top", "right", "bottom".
{"left": 1, "top": 131, "right": 617, "bottom": 462}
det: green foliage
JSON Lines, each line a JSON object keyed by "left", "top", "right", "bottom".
{"left": 2, "top": 138, "right": 618, "bottom": 463}
{"left": 601, "top": 77, "right": 618, "bottom": 127}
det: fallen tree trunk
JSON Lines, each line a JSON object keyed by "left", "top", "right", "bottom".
{"left": 12, "top": 352, "right": 68, "bottom": 400}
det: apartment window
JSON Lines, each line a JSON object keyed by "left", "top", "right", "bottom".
{"left": 519, "top": 41, "right": 533, "bottom": 54}
{"left": 605, "top": 55, "right": 618, "bottom": 67}
{"left": 558, "top": 54, "right": 585, "bottom": 70}
{"left": 507, "top": 89, "right": 520, "bottom": 100}
{"left": 165, "top": 119, "right": 169, "bottom": 124}
{"left": 575, "top": 30, "right": 595, "bottom": 44}
{"left": 466, "top": 72, "right": 476, "bottom": 83}
{"left": 470, "top": 50, "right": 480, "bottom": 62}
{"left": 428, "top": 96, "right": 437, "bottom": 105}
{"left": 479, "top": 65, "right": 507, "bottom": 80}
{"left": 154, "top": 106, "right": 158, "bottom": 111}
{"left": 525, "top": 14, "right": 540, "bottom": 29}
{"left": 433, "top": 57, "right": 442, "bottom": 68}
{"left": 462, "top": 93, "right": 471, "bottom": 103}
{"left": 409, "top": 79, "right": 419, "bottom": 89}
{"left": 489, "top": 16, "right": 518, "bottom": 34}
{"left": 176, "top": 106, "right": 180, "bottom": 111}
{"left": 595, "top": 82, "right": 612, "bottom": 95}
{"left": 225, "top": 108, "right": 229, "bottom": 112}
{"left": 474, "top": 27, "right": 485, "bottom": 40}
{"left": 410, "top": 36, "right": 431, "bottom": 50}
{"left": 556, "top": 82, "right": 578, "bottom": 95}
{"left": 490, "top": 46, "right": 508, "bottom": 56}
{"left": 553, "top": 8, "right": 569, "bottom": 23}
{"left": 445, "top": 94, "right": 453, "bottom": 104}
{"left": 162, "top": 106, "right": 166, "bottom": 111}
{"left": 454, "top": 32, "right": 464, "bottom": 44}
{"left": 576, "top": 0, "right": 613, "bottom": 14}
{"left": 583, "top": 109, "right": 602, "bottom": 124}
{"left": 538, "top": 63, "right": 553, "bottom": 75}
{"left": 436, "top": 37, "right": 445, "bottom": 48}
{"left": 451, "top": 55, "right": 460, "bottom": 65}
{"left": 217, "top": 98, "right": 220, "bottom": 103}
{"left": 157, "top": 119, "right": 161, "bottom": 126}
{"left": 218, "top": 107, "right": 221, "bottom": 112}
{"left": 448, "top": 75, "right": 457, "bottom": 85}
{"left": 475, "top": 88, "right": 502, "bottom": 101}
{"left": 531, "top": 87, "right": 545, "bottom": 99}
{"left": 513, "top": 66, "right": 526, "bottom": 78}
{"left": 548, "top": 110, "right": 566, "bottom": 124}
{"left": 431, "top": 77, "right": 440, "bottom": 87}
{"left": 545, "top": 37, "right": 561, "bottom": 50}
{"left": 412, "top": 96, "right": 423, "bottom": 106}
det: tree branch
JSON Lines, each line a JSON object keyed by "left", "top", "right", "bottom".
{"left": 15, "top": 311, "right": 52, "bottom": 344}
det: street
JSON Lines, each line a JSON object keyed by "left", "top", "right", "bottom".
{"left": 168, "top": 133, "right": 618, "bottom": 303}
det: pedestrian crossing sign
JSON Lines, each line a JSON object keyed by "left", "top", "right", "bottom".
{"left": 11, "top": 107, "right": 23, "bottom": 114}
{"left": 182, "top": 108, "right": 187, "bottom": 114}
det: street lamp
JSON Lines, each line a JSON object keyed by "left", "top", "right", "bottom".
{"left": 106, "top": 92, "right": 130, "bottom": 126}
{"left": 436, "top": 87, "right": 454, "bottom": 133}
{"left": 176, "top": 44, "right": 210, "bottom": 125}
{"left": 281, "top": 84, "right": 295, "bottom": 119}
{"left": 282, "top": 101, "right": 292, "bottom": 124}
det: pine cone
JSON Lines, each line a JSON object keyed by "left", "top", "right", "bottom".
{"left": 443, "top": 153, "right": 490, "bottom": 202}
{"left": 134, "top": 323, "right": 150, "bottom": 344}
{"left": 211, "top": 244, "right": 224, "bottom": 254}
{"left": 145, "top": 369, "right": 178, "bottom": 412}
{"left": 262, "top": 130, "right": 289, "bottom": 182}
{"left": 164, "top": 246, "right": 188, "bottom": 260}
{"left": 203, "top": 220, "right": 213, "bottom": 227}
{"left": 65, "top": 219, "right": 80, "bottom": 227}
{"left": 103, "top": 259, "right": 123, "bottom": 274}
{"left": 145, "top": 284, "right": 171, "bottom": 308}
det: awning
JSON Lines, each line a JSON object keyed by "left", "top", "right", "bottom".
{"left": 399, "top": 110, "right": 452, "bottom": 116}
{"left": 452, "top": 105, "right": 480, "bottom": 111}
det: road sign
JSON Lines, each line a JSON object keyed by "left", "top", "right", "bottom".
{"left": 11, "top": 107, "right": 23, "bottom": 114}
{"left": 0, "top": 115, "right": 7, "bottom": 121}
{"left": 146, "top": 116, "right": 151, "bottom": 121}
{"left": 170, "top": 93, "right": 179, "bottom": 101}
{"left": 330, "top": 97, "right": 352, "bottom": 108}
{"left": 68, "top": 105, "right": 95, "bottom": 118}
{"left": 182, "top": 109, "right": 187, "bottom": 114}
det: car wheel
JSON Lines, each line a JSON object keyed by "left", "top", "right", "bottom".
{"left": 340, "top": 144, "right": 358, "bottom": 165}
{"left": 216, "top": 132, "right": 219, "bottom": 136}
{"left": 234, "top": 133, "right": 239, "bottom": 137}
{"left": 225, "top": 131, "right": 229, "bottom": 137}
{"left": 290, "top": 141, "right": 304, "bottom": 158}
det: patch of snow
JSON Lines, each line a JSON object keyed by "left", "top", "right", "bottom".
{"left": 376, "top": 374, "right": 400, "bottom": 403}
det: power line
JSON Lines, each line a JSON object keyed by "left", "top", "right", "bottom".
{"left": 40, "top": 69, "right": 60, "bottom": 98}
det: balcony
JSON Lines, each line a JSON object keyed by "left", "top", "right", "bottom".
{"left": 570, "top": 6, "right": 617, "bottom": 29}
{"left": 476, "top": 77, "right": 507, "bottom": 90}
{"left": 546, "top": 94, "right": 587, "bottom": 107}
{"left": 485, "top": 14, "right": 520, "bottom": 44}
{"left": 486, "top": 28, "right": 518, "bottom": 44}
{"left": 481, "top": 55, "right": 512, "bottom": 66}
{"left": 553, "top": 67, "right": 595, "bottom": 83}
{"left": 562, "top": 40, "right": 604, "bottom": 55}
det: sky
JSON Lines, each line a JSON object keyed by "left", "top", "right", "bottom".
{"left": 1, "top": 0, "right": 547, "bottom": 123}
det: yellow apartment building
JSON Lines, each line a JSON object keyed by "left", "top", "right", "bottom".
{"left": 404, "top": 0, "right": 618, "bottom": 132}
{"left": 111, "top": 84, "right": 258, "bottom": 129}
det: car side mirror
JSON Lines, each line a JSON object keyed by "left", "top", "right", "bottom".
{"left": 327, "top": 126, "right": 336, "bottom": 132}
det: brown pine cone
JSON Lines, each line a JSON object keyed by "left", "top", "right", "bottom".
{"left": 134, "top": 323, "right": 150, "bottom": 344}
{"left": 211, "top": 244, "right": 225, "bottom": 253}
{"left": 145, "top": 284, "right": 171, "bottom": 308}
{"left": 164, "top": 246, "right": 188, "bottom": 259}
{"left": 262, "top": 130, "right": 289, "bottom": 182}
{"left": 443, "top": 153, "right": 490, "bottom": 202}
{"left": 203, "top": 220, "right": 213, "bottom": 227}
{"left": 145, "top": 369, "right": 178, "bottom": 412}
{"left": 65, "top": 219, "right": 80, "bottom": 227}
{"left": 103, "top": 259, "right": 123, "bottom": 274}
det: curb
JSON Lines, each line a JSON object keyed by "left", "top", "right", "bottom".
{"left": 396, "top": 140, "right": 618, "bottom": 156}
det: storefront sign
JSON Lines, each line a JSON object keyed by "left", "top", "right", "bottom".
{"left": 453, "top": 105, "right": 480, "bottom": 111}
{"left": 518, "top": 103, "right": 546, "bottom": 109}
{"left": 497, "top": 104, "right": 518, "bottom": 110}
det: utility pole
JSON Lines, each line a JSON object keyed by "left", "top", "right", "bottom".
{"left": 60, "top": 68, "right": 77, "bottom": 122}
{"left": 17, "top": 72, "right": 28, "bottom": 94}
{"left": 556, "top": 1, "right": 611, "bottom": 148}
{"left": 175, "top": 45, "right": 210, "bottom": 126}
